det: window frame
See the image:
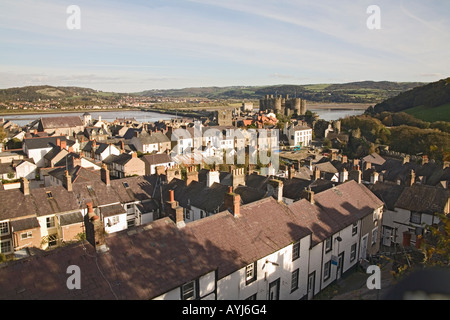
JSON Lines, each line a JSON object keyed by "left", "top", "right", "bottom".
{"left": 410, "top": 212, "right": 421, "bottom": 224}
{"left": 46, "top": 216, "right": 56, "bottom": 228}
{"left": 352, "top": 222, "right": 358, "bottom": 236}
{"left": 181, "top": 280, "right": 198, "bottom": 300}
{"left": 0, "top": 239, "right": 12, "bottom": 254}
{"left": 371, "top": 227, "right": 378, "bottom": 246}
{"left": 350, "top": 243, "right": 357, "bottom": 262}
{"left": 323, "top": 260, "right": 331, "bottom": 281}
{"left": 325, "top": 237, "right": 332, "bottom": 253}
{"left": 0, "top": 221, "right": 9, "bottom": 236}
{"left": 292, "top": 240, "right": 300, "bottom": 261}
{"left": 291, "top": 268, "right": 300, "bottom": 292}
{"left": 245, "top": 262, "right": 257, "bottom": 285}
{"left": 20, "top": 231, "right": 33, "bottom": 240}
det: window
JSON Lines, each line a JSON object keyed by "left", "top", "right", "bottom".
{"left": 123, "top": 182, "right": 130, "bottom": 188}
{"left": 20, "top": 231, "right": 32, "bottom": 240}
{"left": 292, "top": 240, "right": 300, "bottom": 261}
{"left": 185, "top": 209, "right": 191, "bottom": 220}
{"left": 48, "top": 234, "right": 58, "bottom": 247}
{"left": 181, "top": 280, "right": 197, "bottom": 300}
{"left": 46, "top": 191, "right": 53, "bottom": 199}
{"left": 352, "top": 222, "right": 358, "bottom": 236}
{"left": 350, "top": 243, "right": 357, "bottom": 262}
{"left": 410, "top": 212, "right": 421, "bottom": 224}
{"left": 245, "top": 262, "right": 257, "bottom": 285}
{"left": 46, "top": 217, "right": 55, "bottom": 228}
{"left": 291, "top": 269, "right": 299, "bottom": 292}
{"left": 323, "top": 260, "right": 331, "bottom": 281}
{"left": 245, "top": 293, "right": 257, "bottom": 300}
{"left": 87, "top": 186, "right": 94, "bottom": 192}
{"left": 0, "top": 240, "right": 11, "bottom": 254}
{"left": 325, "top": 237, "right": 332, "bottom": 253}
{"left": 0, "top": 222, "right": 9, "bottom": 236}
{"left": 372, "top": 227, "right": 378, "bottom": 245}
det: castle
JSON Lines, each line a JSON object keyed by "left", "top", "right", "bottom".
{"left": 259, "top": 94, "right": 306, "bottom": 116}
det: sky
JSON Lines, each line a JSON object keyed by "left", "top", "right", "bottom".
{"left": 0, "top": 0, "right": 449, "bottom": 92}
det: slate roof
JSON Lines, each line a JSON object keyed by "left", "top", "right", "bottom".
{"left": 23, "top": 136, "right": 72, "bottom": 150}
{"left": 367, "top": 182, "right": 406, "bottom": 211}
{"left": 394, "top": 184, "right": 450, "bottom": 214}
{"left": 40, "top": 116, "right": 83, "bottom": 129}
{"left": 100, "top": 204, "right": 127, "bottom": 217}
{"left": 59, "top": 211, "right": 83, "bottom": 226}
{"left": 141, "top": 153, "right": 173, "bottom": 166}
{"left": 183, "top": 197, "right": 312, "bottom": 279}
{"left": 135, "top": 131, "right": 170, "bottom": 144}
{"left": 289, "top": 180, "right": 384, "bottom": 245}
{"left": 0, "top": 180, "right": 387, "bottom": 300}
{"left": 10, "top": 217, "right": 40, "bottom": 232}
{"left": 362, "top": 153, "right": 386, "bottom": 166}
{"left": 48, "top": 166, "right": 101, "bottom": 184}
{"left": 0, "top": 218, "right": 213, "bottom": 300}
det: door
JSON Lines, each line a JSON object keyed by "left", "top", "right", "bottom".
{"left": 337, "top": 252, "right": 344, "bottom": 280}
{"left": 360, "top": 234, "right": 368, "bottom": 260}
{"left": 382, "top": 227, "right": 392, "bottom": 246}
{"left": 268, "top": 278, "right": 280, "bottom": 300}
{"left": 307, "top": 272, "right": 315, "bottom": 300}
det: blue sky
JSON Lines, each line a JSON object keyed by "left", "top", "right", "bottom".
{"left": 0, "top": 0, "right": 449, "bottom": 92}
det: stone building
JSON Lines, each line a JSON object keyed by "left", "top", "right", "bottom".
{"left": 259, "top": 94, "right": 306, "bottom": 116}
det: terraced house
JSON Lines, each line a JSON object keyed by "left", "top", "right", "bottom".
{"left": 0, "top": 180, "right": 385, "bottom": 300}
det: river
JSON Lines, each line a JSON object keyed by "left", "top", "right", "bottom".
{"left": 0, "top": 108, "right": 364, "bottom": 126}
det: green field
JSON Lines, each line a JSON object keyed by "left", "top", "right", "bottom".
{"left": 404, "top": 103, "right": 450, "bottom": 122}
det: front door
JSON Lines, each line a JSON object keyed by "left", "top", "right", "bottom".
{"left": 307, "top": 272, "right": 315, "bottom": 300}
{"left": 360, "top": 234, "right": 368, "bottom": 260}
{"left": 269, "top": 278, "right": 280, "bottom": 300}
{"left": 382, "top": 227, "right": 392, "bottom": 246}
{"left": 337, "top": 252, "right": 344, "bottom": 280}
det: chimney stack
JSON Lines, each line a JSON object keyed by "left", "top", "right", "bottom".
{"left": 85, "top": 202, "right": 107, "bottom": 252}
{"left": 407, "top": 169, "right": 415, "bottom": 186}
{"left": 267, "top": 179, "right": 283, "bottom": 202}
{"left": 101, "top": 163, "right": 110, "bottom": 186}
{"left": 402, "top": 155, "right": 410, "bottom": 165}
{"left": 232, "top": 167, "right": 246, "bottom": 188}
{"left": 303, "top": 187, "right": 314, "bottom": 204}
{"left": 349, "top": 167, "right": 362, "bottom": 184}
{"left": 185, "top": 166, "right": 199, "bottom": 186}
{"left": 64, "top": 170, "right": 73, "bottom": 192}
{"left": 206, "top": 169, "right": 220, "bottom": 187}
{"left": 288, "top": 165, "right": 296, "bottom": 180}
{"left": 370, "top": 171, "right": 379, "bottom": 184}
{"left": 21, "top": 177, "right": 30, "bottom": 196}
{"left": 339, "top": 168, "right": 348, "bottom": 183}
{"left": 224, "top": 188, "right": 241, "bottom": 217}
{"left": 60, "top": 139, "right": 67, "bottom": 150}
{"left": 313, "top": 166, "right": 321, "bottom": 180}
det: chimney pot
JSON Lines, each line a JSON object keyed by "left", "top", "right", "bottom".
{"left": 169, "top": 189, "right": 175, "bottom": 202}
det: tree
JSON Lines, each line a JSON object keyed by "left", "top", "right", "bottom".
{"left": 421, "top": 213, "right": 450, "bottom": 267}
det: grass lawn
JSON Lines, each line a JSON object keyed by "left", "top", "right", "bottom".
{"left": 404, "top": 103, "right": 450, "bottom": 122}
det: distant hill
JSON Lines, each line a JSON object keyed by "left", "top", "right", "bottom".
{"left": 372, "top": 77, "right": 450, "bottom": 121}
{"left": 138, "top": 81, "right": 424, "bottom": 103}
{"left": 0, "top": 85, "right": 128, "bottom": 108}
